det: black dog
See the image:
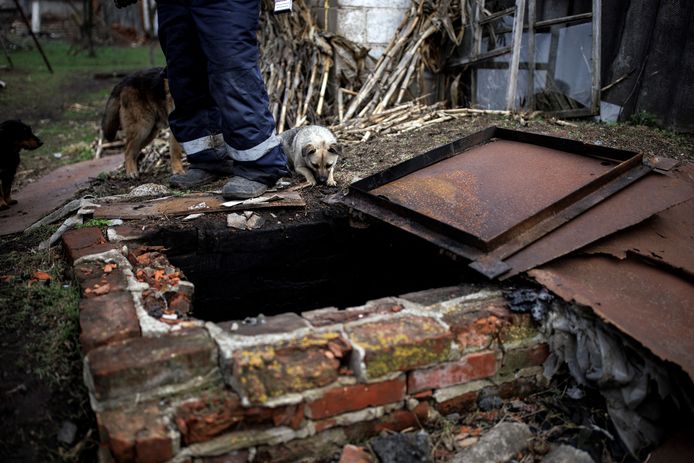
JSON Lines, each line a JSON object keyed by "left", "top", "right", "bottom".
{"left": 0, "top": 120, "right": 42, "bottom": 210}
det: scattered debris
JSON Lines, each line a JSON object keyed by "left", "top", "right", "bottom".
{"left": 57, "top": 420, "right": 78, "bottom": 446}
{"left": 504, "top": 287, "right": 553, "bottom": 322}
{"left": 94, "top": 192, "right": 305, "bottom": 219}
{"left": 370, "top": 431, "right": 430, "bottom": 463}
{"left": 227, "top": 213, "right": 247, "bottom": 230}
{"left": 541, "top": 301, "right": 693, "bottom": 456}
{"left": 542, "top": 444, "right": 595, "bottom": 463}
{"left": 128, "top": 183, "right": 171, "bottom": 198}
{"left": 246, "top": 213, "right": 266, "bottom": 230}
{"left": 338, "top": 444, "right": 374, "bottom": 463}
{"left": 188, "top": 202, "right": 209, "bottom": 211}
{"left": 182, "top": 213, "right": 204, "bottom": 221}
{"left": 451, "top": 422, "right": 531, "bottom": 463}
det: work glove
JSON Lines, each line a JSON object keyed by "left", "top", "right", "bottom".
{"left": 114, "top": 0, "right": 138, "bottom": 8}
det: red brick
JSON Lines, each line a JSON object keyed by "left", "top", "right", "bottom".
{"left": 499, "top": 344, "right": 549, "bottom": 376}
{"left": 86, "top": 328, "right": 218, "bottom": 401}
{"left": 232, "top": 333, "right": 351, "bottom": 403}
{"left": 442, "top": 299, "right": 509, "bottom": 351}
{"left": 307, "top": 377, "right": 406, "bottom": 420}
{"left": 339, "top": 445, "right": 374, "bottom": 463}
{"left": 434, "top": 390, "right": 479, "bottom": 415}
{"left": 74, "top": 261, "right": 130, "bottom": 298}
{"left": 79, "top": 291, "right": 140, "bottom": 352}
{"left": 62, "top": 228, "right": 121, "bottom": 263}
{"left": 407, "top": 351, "right": 497, "bottom": 394}
{"left": 302, "top": 301, "right": 404, "bottom": 328}
{"left": 346, "top": 316, "right": 452, "bottom": 379}
{"left": 375, "top": 401, "right": 430, "bottom": 433}
{"left": 175, "top": 390, "right": 304, "bottom": 444}
{"left": 98, "top": 405, "right": 175, "bottom": 463}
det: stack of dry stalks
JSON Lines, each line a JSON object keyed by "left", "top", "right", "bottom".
{"left": 258, "top": 0, "right": 372, "bottom": 132}
{"left": 259, "top": 0, "right": 495, "bottom": 139}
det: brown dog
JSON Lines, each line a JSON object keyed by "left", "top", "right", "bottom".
{"left": 101, "top": 68, "right": 183, "bottom": 178}
{"left": 0, "top": 120, "right": 43, "bottom": 210}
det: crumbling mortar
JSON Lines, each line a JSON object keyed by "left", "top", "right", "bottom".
{"left": 165, "top": 424, "right": 312, "bottom": 463}
{"left": 87, "top": 368, "right": 224, "bottom": 413}
{"left": 424, "top": 290, "right": 504, "bottom": 314}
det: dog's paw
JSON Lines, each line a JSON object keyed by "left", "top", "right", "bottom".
{"left": 326, "top": 178, "right": 337, "bottom": 187}
{"left": 6, "top": 199, "right": 17, "bottom": 206}
{"left": 126, "top": 171, "right": 139, "bottom": 179}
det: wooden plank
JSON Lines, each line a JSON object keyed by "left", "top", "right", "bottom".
{"left": 479, "top": 6, "right": 515, "bottom": 25}
{"left": 93, "top": 192, "right": 305, "bottom": 220}
{"left": 534, "top": 12, "right": 592, "bottom": 29}
{"left": 447, "top": 46, "right": 513, "bottom": 68}
{"left": 505, "top": 0, "right": 526, "bottom": 111}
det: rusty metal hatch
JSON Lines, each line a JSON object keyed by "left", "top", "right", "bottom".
{"left": 344, "top": 127, "right": 649, "bottom": 279}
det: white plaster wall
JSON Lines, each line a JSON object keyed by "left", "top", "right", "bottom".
{"left": 320, "top": 0, "right": 411, "bottom": 58}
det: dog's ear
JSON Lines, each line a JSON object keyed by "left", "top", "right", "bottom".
{"left": 301, "top": 144, "right": 316, "bottom": 158}
{"left": 328, "top": 143, "right": 342, "bottom": 156}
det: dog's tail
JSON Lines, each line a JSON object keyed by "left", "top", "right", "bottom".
{"left": 101, "top": 91, "right": 121, "bottom": 142}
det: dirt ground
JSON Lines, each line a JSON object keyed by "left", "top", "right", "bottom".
{"left": 1, "top": 114, "right": 693, "bottom": 462}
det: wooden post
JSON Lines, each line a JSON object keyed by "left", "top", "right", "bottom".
{"left": 527, "top": 0, "right": 535, "bottom": 111}
{"left": 591, "top": 0, "right": 602, "bottom": 114}
{"left": 471, "top": 0, "right": 483, "bottom": 107}
{"left": 505, "top": 0, "right": 526, "bottom": 111}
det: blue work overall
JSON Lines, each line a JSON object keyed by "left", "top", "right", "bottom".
{"left": 157, "top": 0, "right": 288, "bottom": 185}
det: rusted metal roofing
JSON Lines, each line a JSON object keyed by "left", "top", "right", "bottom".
{"left": 500, "top": 169, "right": 694, "bottom": 279}
{"left": 529, "top": 254, "right": 694, "bottom": 380}
{"left": 346, "top": 126, "right": 648, "bottom": 278}
{"left": 584, "top": 198, "right": 694, "bottom": 277}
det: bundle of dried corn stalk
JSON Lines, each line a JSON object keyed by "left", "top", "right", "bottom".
{"left": 259, "top": 0, "right": 476, "bottom": 133}
{"left": 258, "top": 0, "right": 371, "bottom": 131}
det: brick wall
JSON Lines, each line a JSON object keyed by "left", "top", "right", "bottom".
{"left": 63, "top": 226, "right": 549, "bottom": 463}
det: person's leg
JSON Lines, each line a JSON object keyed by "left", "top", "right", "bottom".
{"left": 191, "top": 0, "right": 289, "bottom": 198}
{"left": 157, "top": 0, "right": 233, "bottom": 188}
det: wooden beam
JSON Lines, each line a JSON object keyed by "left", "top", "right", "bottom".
{"left": 534, "top": 12, "right": 592, "bottom": 29}
{"left": 591, "top": 0, "right": 602, "bottom": 114}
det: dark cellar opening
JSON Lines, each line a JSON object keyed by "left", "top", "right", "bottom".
{"left": 159, "top": 218, "right": 483, "bottom": 322}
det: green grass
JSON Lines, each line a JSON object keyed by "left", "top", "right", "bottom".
{"left": 0, "top": 226, "right": 82, "bottom": 386}
{"left": 1, "top": 39, "right": 165, "bottom": 177}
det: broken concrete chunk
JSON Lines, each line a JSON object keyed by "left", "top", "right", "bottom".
{"left": 129, "top": 183, "right": 170, "bottom": 197}
{"left": 451, "top": 422, "right": 531, "bottom": 463}
{"left": 541, "top": 444, "right": 594, "bottom": 463}
{"left": 246, "top": 213, "right": 266, "bottom": 230}
{"left": 227, "top": 213, "right": 247, "bottom": 230}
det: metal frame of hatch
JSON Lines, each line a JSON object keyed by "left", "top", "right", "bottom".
{"left": 342, "top": 127, "right": 649, "bottom": 279}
